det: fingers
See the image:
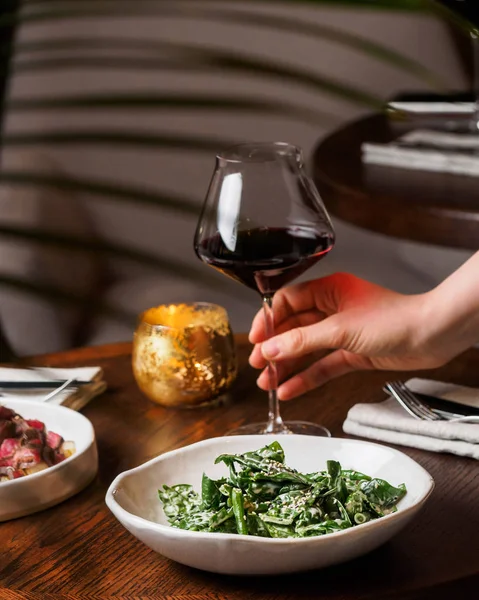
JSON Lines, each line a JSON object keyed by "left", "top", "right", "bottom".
{"left": 249, "top": 310, "right": 321, "bottom": 370}
{"left": 256, "top": 361, "right": 298, "bottom": 391}
{"left": 256, "top": 353, "right": 319, "bottom": 390}
{"left": 248, "top": 273, "right": 359, "bottom": 344}
{"left": 248, "top": 281, "right": 317, "bottom": 344}
{"left": 256, "top": 352, "right": 327, "bottom": 390}
{"left": 260, "top": 315, "right": 350, "bottom": 362}
{"left": 276, "top": 350, "right": 374, "bottom": 400}
{"left": 249, "top": 306, "right": 267, "bottom": 344}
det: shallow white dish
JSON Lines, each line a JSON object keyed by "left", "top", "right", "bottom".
{"left": 0, "top": 399, "right": 98, "bottom": 521}
{"left": 105, "top": 435, "right": 434, "bottom": 575}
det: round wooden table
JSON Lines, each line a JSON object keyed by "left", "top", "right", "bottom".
{"left": 312, "top": 114, "right": 479, "bottom": 250}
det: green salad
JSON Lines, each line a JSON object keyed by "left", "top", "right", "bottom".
{"left": 158, "top": 441, "right": 407, "bottom": 538}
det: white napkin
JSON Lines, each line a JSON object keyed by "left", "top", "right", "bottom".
{"left": 388, "top": 101, "right": 474, "bottom": 115}
{"left": 362, "top": 129, "right": 479, "bottom": 177}
{"left": 343, "top": 379, "right": 479, "bottom": 460}
{"left": 0, "top": 366, "right": 106, "bottom": 411}
{"left": 407, "top": 377, "right": 479, "bottom": 409}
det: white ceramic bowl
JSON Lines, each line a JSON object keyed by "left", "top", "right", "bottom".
{"left": 0, "top": 399, "right": 98, "bottom": 521}
{"left": 106, "top": 435, "right": 434, "bottom": 575}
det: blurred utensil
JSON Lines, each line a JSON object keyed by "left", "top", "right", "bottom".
{"left": 42, "top": 378, "right": 77, "bottom": 402}
{"left": 384, "top": 381, "right": 479, "bottom": 424}
{"left": 0, "top": 378, "right": 78, "bottom": 403}
{"left": 0, "top": 380, "right": 88, "bottom": 390}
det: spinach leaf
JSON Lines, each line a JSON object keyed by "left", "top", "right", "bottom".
{"left": 201, "top": 473, "right": 224, "bottom": 510}
{"left": 360, "top": 479, "right": 407, "bottom": 508}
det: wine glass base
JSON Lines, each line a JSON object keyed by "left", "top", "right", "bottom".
{"left": 226, "top": 421, "right": 331, "bottom": 437}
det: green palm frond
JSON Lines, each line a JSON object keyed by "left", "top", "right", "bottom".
{"left": 427, "top": 1, "right": 477, "bottom": 34}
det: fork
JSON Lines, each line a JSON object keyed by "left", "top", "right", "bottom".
{"left": 384, "top": 381, "right": 479, "bottom": 424}
{"left": 41, "top": 377, "right": 77, "bottom": 402}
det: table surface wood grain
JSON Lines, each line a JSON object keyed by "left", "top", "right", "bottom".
{"left": 2, "top": 336, "right": 479, "bottom": 599}
{"left": 313, "top": 113, "right": 479, "bottom": 251}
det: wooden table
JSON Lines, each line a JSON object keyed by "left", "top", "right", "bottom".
{"left": 2, "top": 336, "right": 479, "bottom": 599}
{"left": 312, "top": 114, "right": 479, "bottom": 250}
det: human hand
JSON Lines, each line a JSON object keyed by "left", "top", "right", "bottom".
{"left": 249, "top": 273, "right": 452, "bottom": 400}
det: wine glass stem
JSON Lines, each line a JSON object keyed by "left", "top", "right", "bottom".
{"left": 262, "top": 295, "right": 288, "bottom": 434}
{"left": 472, "top": 32, "right": 479, "bottom": 132}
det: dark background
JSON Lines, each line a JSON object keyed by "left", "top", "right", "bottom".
{"left": 0, "top": 0, "right": 20, "bottom": 361}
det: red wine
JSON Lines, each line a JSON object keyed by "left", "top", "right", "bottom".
{"left": 196, "top": 227, "right": 333, "bottom": 296}
{"left": 436, "top": 1, "right": 479, "bottom": 28}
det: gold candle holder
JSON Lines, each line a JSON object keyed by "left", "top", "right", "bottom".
{"left": 132, "top": 302, "right": 237, "bottom": 408}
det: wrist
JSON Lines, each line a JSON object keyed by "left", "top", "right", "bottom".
{"left": 419, "top": 283, "right": 479, "bottom": 360}
{"left": 406, "top": 291, "right": 449, "bottom": 360}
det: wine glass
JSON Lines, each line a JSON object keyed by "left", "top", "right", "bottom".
{"left": 194, "top": 142, "right": 335, "bottom": 436}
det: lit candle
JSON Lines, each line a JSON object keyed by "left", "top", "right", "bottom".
{"left": 132, "top": 303, "right": 237, "bottom": 408}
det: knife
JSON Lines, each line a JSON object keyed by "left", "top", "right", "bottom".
{"left": 0, "top": 380, "right": 90, "bottom": 390}
{"left": 414, "top": 391, "right": 479, "bottom": 417}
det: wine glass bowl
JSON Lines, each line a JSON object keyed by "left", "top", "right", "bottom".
{"left": 195, "top": 143, "right": 334, "bottom": 297}
{"left": 194, "top": 142, "right": 335, "bottom": 435}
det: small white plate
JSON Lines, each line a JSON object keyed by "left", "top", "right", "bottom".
{"left": 0, "top": 399, "right": 98, "bottom": 521}
{"left": 106, "top": 434, "right": 434, "bottom": 575}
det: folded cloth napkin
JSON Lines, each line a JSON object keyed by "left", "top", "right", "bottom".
{"left": 407, "top": 377, "right": 479, "bottom": 409}
{"left": 388, "top": 101, "right": 474, "bottom": 115}
{"left": 0, "top": 366, "right": 107, "bottom": 412}
{"left": 362, "top": 129, "right": 479, "bottom": 177}
{"left": 343, "top": 379, "right": 479, "bottom": 460}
